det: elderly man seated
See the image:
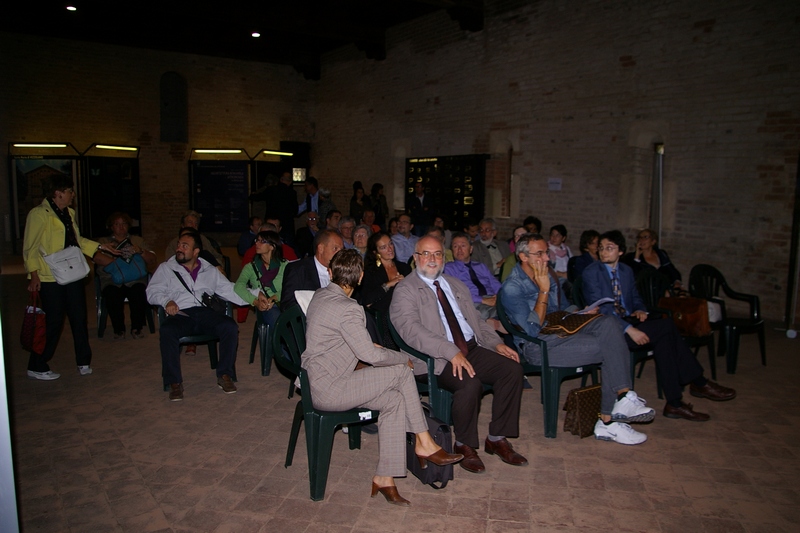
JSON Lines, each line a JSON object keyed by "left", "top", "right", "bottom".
{"left": 391, "top": 236, "right": 528, "bottom": 473}
{"left": 499, "top": 233, "right": 655, "bottom": 445}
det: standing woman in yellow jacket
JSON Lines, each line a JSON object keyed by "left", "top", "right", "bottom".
{"left": 23, "top": 175, "right": 119, "bottom": 380}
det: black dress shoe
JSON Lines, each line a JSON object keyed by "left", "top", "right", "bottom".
{"left": 484, "top": 438, "right": 528, "bottom": 466}
{"left": 663, "top": 402, "right": 710, "bottom": 422}
{"left": 453, "top": 443, "right": 486, "bottom": 473}
{"left": 690, "top": 380, "right": 736, "bottom": 401}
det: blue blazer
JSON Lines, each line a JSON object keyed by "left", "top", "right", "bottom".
{"left": 581, "top": 261, "right": 645, "bottom": 330}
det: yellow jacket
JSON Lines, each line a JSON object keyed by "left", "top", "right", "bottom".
{"left": 23, "top": 199, "right": 100, "bottom": 282}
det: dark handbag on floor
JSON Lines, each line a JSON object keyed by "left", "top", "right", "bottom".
{"left": 563, "top": 384, "right": 601, "bottom": 438}
{"left": 540, "top": 311, "right": 602, "bottom": 337}
{"left": 406, "top": 403, "right": 454, "bottom": 489}
{"left": 21, "top": 291, "right": 46, "bottom": 353}
{"left": 103, "top": 253, "right": 147, "bottom": 285}
{"left": 657, "top": 296, "right": 711, "bottom": 337}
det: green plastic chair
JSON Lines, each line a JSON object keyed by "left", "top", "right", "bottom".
{"left": 249, "top": 311, "right": 273, "bottom": 376}
{"left": 495, "top": 291, "right": 598, "bottom": 438}
{"left": 95, "top": 270, "right": 155, "bottom": 338}
{"left": 271, "top": 306, "right": 304, "bottom": 399}
{"left": 278, "top": 306, "right": 380, "bottom": 501}
{"left": 157, "top": 301, "right": 234, "bottom": 390}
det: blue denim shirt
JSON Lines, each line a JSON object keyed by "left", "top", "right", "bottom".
{"left": 499, "top": 263, "right": 573, "bottom": 344}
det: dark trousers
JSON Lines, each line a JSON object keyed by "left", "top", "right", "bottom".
{"left": 28, "top": 280, "right": 92, "bottom": 372}
{"left": 159, "top": 306, "right": 239, "bottom": 385}
{"left": 625, "top": 317, "right": 704, "bottom": 403}
{"left": 436, "top": 339, "right": 524, "bottom": 449}
{"left": 103, "top": 282, "right": 148, "bottom": 334}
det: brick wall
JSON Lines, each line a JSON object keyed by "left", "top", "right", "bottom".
{"left": 1, "top": 0, "right": 799, "bottom": 321}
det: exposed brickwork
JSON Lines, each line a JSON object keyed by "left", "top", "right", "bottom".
{"left": 1, "top": 0, "right": 799, "bottom": 320}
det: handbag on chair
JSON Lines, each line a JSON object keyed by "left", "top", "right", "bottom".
{"left": 657, "top": 297, "right": 711, "bottom": 337}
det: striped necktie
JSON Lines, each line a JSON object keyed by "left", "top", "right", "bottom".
{"left": 611, "top": 268, "right": 626, "bottom": 317}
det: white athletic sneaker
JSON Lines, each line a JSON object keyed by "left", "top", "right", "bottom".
{"left": 78, "top": 366, "right": 93, "bottom": 376}
{"left": 611, "top": 391, "right": 655, "bottom": 423}
{"left": 594, "top": 419, "right": 647, "bottom": 445}
{"left": 27, "top": 370, "right": 61, "bottom": 381}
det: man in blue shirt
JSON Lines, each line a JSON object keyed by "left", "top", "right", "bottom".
{"left": 391, "top": 214, "right": 419, "bottom": 264}
{"left": 500, "top": 233, "right": 654, "bottom": 445}
{"left": 444, "top": 232, "right": 503, "bottom": 326}
{"left": 582, "top": 230, "right": 736, "bottom": 422}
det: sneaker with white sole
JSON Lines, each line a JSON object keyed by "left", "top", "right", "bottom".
{"left": 27, "top": 370, "right": 61, "bottom": 381}
{"left": 78, "top": 366, "right": 93, "bottom": 376}
{"left": 611, "top": 391, "right": 655, "bottom": 423}
{"left": 594, "top": 419, "right": 647, "bottom": 445}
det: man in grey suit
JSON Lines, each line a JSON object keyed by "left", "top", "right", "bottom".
{"left": 391, "top": 236, "right": 528, "bottom": 474}
{"left": 471, "top": 218, "right": 511, "bottom": 278}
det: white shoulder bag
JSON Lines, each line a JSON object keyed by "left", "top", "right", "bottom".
{"left": 40, "top": 245, "right": 90, "bottom": 285}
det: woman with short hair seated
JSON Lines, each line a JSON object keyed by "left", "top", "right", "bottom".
{"left": 95, "top": 212, "right": 157, "bottom": 340}
{"left": 302, "top": 249, "right": 462, "bottom": 506}
{"left": 621, "top": 228, "right": 682, "bottom": 289}
{"left": 234, "top": 230, "right": 287, "bottom": 327}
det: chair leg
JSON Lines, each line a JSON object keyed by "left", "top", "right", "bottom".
{"left": 249, "top": 323, "right": 259, "bottom": 364}
{"left": 260, "top": 324, "right": 272, "bottom": 376}
{"left": 98, "top": 303, "right": 108, "bottom": 338}
{"left": 758, "top": 325, "right": 766, "bottom": 366}
{"left": 288, "top": 379, "right": 295, "bottom": 399}
{"left": 146, "top": 306, "right": 156, "bottom": 333}
{"left": 542, "top": 370, "right": 561, "bottom": 439}
{"left": 285, "top": 400, "right": 303, "bottom": 468}
{"left": 706, "top": 335, "right": 716, "bottom": 380}
{"left": 309, "top": 418, "right": 336, "bottom": 501}
{"left": 347, "top": 424, "right": 362, "bottom": 450}
{"left": 726, "top": 327, "right": 739, "bottom": 374}
{"left": 208, "top": 342, "right": 219, "bottom": 369}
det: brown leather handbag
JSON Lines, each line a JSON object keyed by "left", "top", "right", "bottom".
{"left": 657, "top": 297, "right": 711, "bottom": 337}
{"left": 539, "top": 311, "right": 603, "bottom": 337}
{"left": 563, "top": 384, "right": 601, "bottom": 438}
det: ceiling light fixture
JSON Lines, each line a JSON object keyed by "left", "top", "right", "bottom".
{"left": 251, "top": 32, "right": 261, "bottom": 38}
{"left": 194, "top": 149, "right": 243, "bottom": 154}
{"left": 261, "top": 150, "right": 293, "bottom": 156}
{"left": 66, "top": 6, "right": 77, "bottom": 11}
{"left": 13, "top": 143, "right": 68, "bottom": 148}
{"left": 95, "top": 144, "right": 138, "bottom": 152}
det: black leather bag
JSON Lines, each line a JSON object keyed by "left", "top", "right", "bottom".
{"left": 406, "top": 403, "right": 454, "bottom": 489}
{"left": 202, "top": 292, "right": 227, "bottom": 315}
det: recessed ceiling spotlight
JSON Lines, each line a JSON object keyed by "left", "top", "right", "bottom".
{"left": 251, "top": 32, "right": 261, "bottom": 38}
{"left": 66, "top": 6, "right": 77, "bottom": 11}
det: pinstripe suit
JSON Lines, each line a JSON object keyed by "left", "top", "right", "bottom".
{"left": 301, "top": 283, "right": 428, "bottom": 477}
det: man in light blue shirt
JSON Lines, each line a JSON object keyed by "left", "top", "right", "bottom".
{"left": 391, "top": 214, "right": 419, "bottom": 263}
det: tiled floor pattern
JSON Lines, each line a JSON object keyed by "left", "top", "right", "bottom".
{"left": 2, "top": 272, "right": 800, "bottom": 532}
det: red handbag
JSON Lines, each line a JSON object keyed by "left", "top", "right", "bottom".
{"left": 21, "top": 291, "right": 46, "bottom": 353}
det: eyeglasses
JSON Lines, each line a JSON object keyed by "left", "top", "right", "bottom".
{"left": 414, "top": 251, "right": 444, "bottom": 260}
{"left": 526, "top": 251, "right": 548, "bottom": 258}
{"left": 255, "top": 238, "right": 270, "bottom": 245}
{"left": 307, "top": 217, "right": 317, "bottom": 221}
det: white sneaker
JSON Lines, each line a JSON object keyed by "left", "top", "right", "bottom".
{"left": 78, "top": 366, "right": 93, "bottom": 376}
{"left": 27, "top": 370, "right": 61, "bottom": 381}
{"left": 594, "top": 419, "right": 647, "bottom": 445}
{"left": 611, "top": 391, "right": 655, "bottom": 423}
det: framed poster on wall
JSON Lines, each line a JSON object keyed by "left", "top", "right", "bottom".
{"left": 189, "top": 160, "right": 250, "bottom": 233}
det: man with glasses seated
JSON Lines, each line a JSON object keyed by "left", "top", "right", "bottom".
{"left": 391, "top": 236, "right": 528, "bottom": 474}
{"left": 500, "top": 233, "right": 655, "bottom": 445}
{"left": 582, "top": 230, "right": 736, "bottom": 422}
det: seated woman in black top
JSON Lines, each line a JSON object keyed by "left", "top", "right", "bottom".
{"left": 357, "top": 232, "right": 411, "bottom": 348}
{"left": 621, "top": 228, "right": 682, "bottom": 288}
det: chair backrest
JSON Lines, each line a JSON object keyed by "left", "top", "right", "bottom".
{"left": 689, "top": 264, "right": 726, "bottom": 299}
{"left": 272, "top": 304, "right": 306, "bottom": 376}
{"left": 571, "top": 276, "right": 586, "bottom": 308}
{"left": 636, "top": 269, "right": 672, "bottom": 310}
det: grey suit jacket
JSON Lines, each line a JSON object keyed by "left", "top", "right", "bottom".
{"left": 471, "top": 238, "right": 511, "bottom": 276}
{"left": 301, "top": 283, "right": 408, "bottom": 404}
{"left": 390, "top": 270, "right": 503, "bottom": 376}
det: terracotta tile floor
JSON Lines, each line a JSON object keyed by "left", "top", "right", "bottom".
{"left": 3, "top": 271, "right": 800, "bottom": 532}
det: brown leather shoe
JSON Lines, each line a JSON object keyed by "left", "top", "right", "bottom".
{"left": 169, "top": 383, "right": 183, "bottom": 401}
{"left": 453, "top": 443, "right": 486, "bottom": 473}
{"left": 217, "top": 375, "right": 237, "bottom": 394}
{"left": 416, "top": 448, "right": 464, "bottom": 469}
{"left": 663, "top": 402, "right": 710, "bottom": 421}
{"left": 689, "top": 380, "right": 736, "bottom": 401}
{"left": 371, "top": 482, "right": 410, "bottom": 506}
{"left": 484, "top": 438, "right": 528, "bottom": 466}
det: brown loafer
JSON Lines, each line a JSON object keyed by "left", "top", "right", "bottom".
{"left": 169, "top": 383, "right": 183, "bottom": 401}
{"left": 416, "top": 448, "right": 464, "bottom": 469}
{"left": 217, "top": 374, "right": 237, "bottom": 394}
{"left": 484, "top": 438, "right": 528, "bottom": 466}
{"left": 663, "top": 402, "right": 710, "bottom": 421}
{"left": 453, "top": 443, "right": 486, "bottom": 474}
{"left": 371, "top": 482, "right": 410, "bottom": 506}
{"left": 690, "top": 380, "right": 736, "bottom": 401}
